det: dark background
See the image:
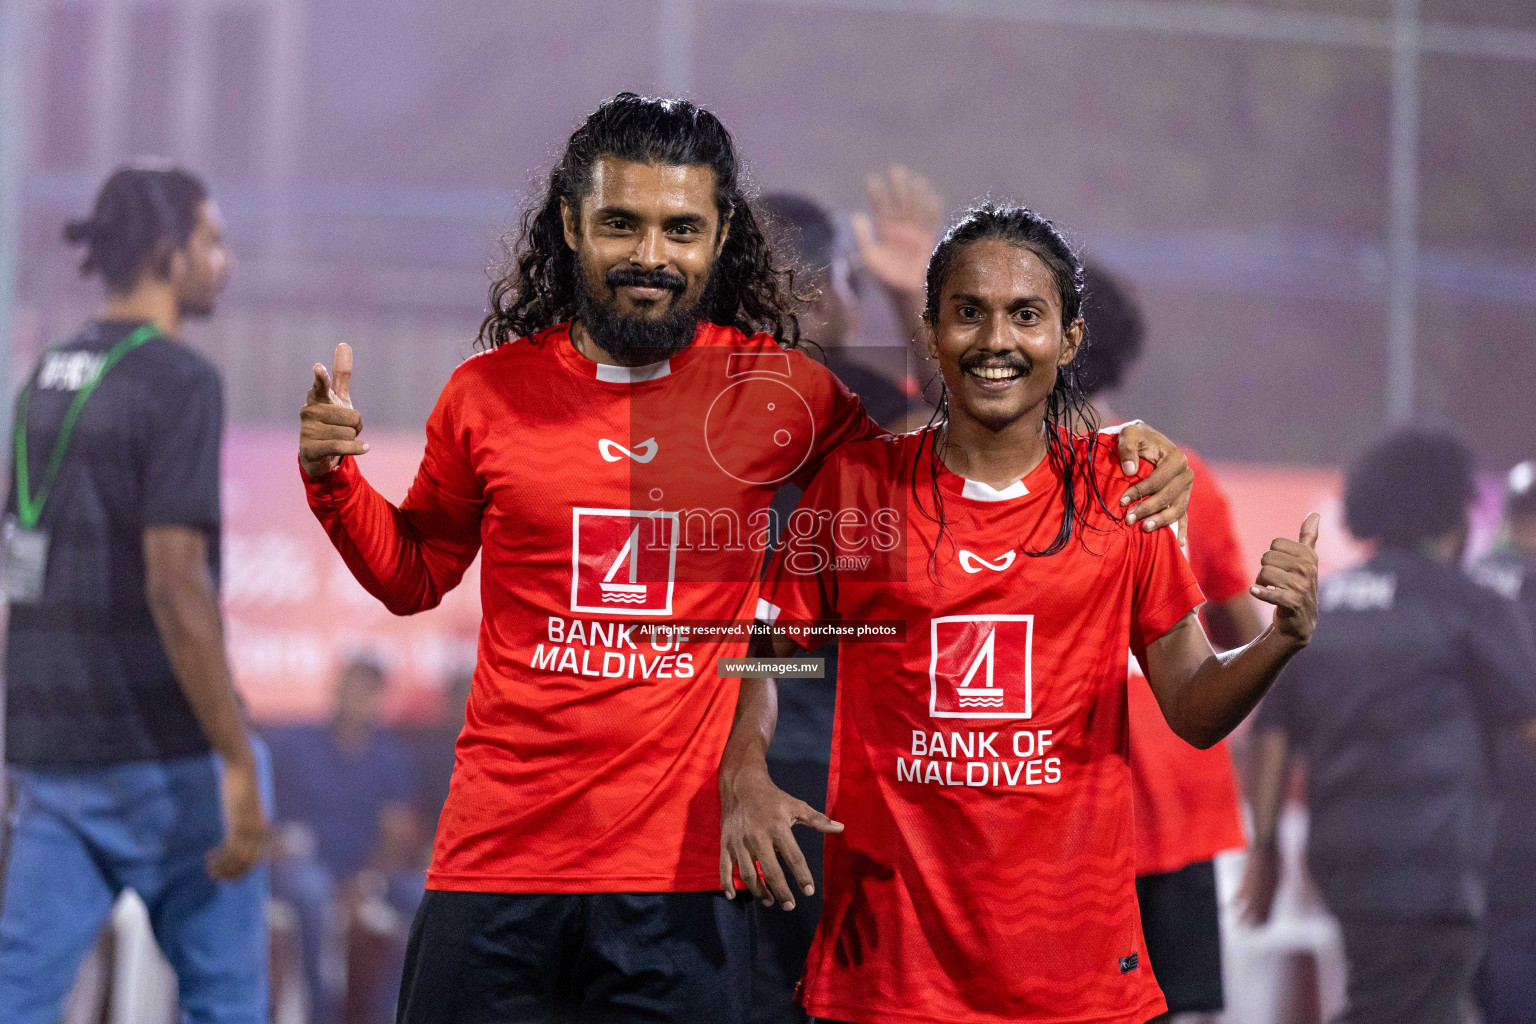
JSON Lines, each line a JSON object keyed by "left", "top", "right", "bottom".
{"left": 7, "top": 0, "right": 1535, "bottom": 467}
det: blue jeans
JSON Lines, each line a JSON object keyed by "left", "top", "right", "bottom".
{"left": 0, "top": 740, "right": 272, "bottom": 1024}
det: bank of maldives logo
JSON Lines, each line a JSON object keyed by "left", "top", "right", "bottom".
{"left": 571, "top": 508, "right": 679, "bottom": 615}
{"left": 928, "top": 615, "right": 1033, "bottom": 719}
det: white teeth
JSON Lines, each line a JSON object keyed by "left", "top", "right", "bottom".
{"left": 971, "top": 366, "right": 1019, "bottom": 380}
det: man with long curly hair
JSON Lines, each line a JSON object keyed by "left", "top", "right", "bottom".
{"left": 295, "top": 93, "right": 1194, "bottom": 1022}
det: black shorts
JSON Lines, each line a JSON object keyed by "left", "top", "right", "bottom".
{"left": 397, "top": 889, "right": 752, "bottom": 1024}
{"left": 1134, "top": 859, "right": 1224, "bottom": 1014}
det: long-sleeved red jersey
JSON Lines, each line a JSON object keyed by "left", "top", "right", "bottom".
{"left": 305, "top": 321, "right": 879, "bottom": 891}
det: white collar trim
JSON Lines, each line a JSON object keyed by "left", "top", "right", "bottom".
{"left": 595, "top": 359, "right": 672, "bottom": 383}
{"left": 961, "top": 478, "right": 1029, "bottom": 501}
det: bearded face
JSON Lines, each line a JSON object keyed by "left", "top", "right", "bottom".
{"left": 572, "top": 258, "right": 717, "bottom": 365}
{"left": 562, "top": 156, "right": 730, "bottom": 366}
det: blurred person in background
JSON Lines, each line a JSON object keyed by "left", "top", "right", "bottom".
{"left": 0, "top": 164, "right": 270, "bottom": 1024}
{"left": 760, "top": 192, "right": 922, "bottom": 429}
{"left": 751, "top": 191, "right": 925, "bottom": 1024}
{"left": 1077, "top": 264, "right": 1262, "bottom": 1023}
{"left": 1242, "top": 429, "right": 1536, "bottom": 1024}
{"left": 1470, "top": 460, "right": 1536, "bottom": 1024}
{"left": 296, "top": 93, "right": 1193, "bottom": 1023}
{"left": 850, "top": 165, "right": 943, "bottom": 353}
{"left": 407, "top": 666, "right": 475, "bottom": 846}
{"left": 266, "top": 657, "right": 421, "bottom": 1024}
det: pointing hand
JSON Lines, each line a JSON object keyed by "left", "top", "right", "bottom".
{"left": 299, "top": 343, "right": 368, "bottom": 478}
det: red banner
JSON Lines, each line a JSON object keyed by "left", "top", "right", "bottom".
{"left": 223, "top": 429, "right": 480, "bottom": 722}
{"left": 225, "top": 431, "right": 1502, "bottom": 723}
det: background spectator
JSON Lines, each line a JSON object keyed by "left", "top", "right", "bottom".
{"left": 1243, "top": 430, "right": 1536, "bottom": 1024}
{"left": 266, "top": 658, "right": 420, "bottom": 1024}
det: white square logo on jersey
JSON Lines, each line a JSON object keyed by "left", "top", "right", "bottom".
{"left": 570, "top": 508, "right": 679, "bottom": 616}
{"left": 928, "top": 614, "right": 1033, "bottom": 719}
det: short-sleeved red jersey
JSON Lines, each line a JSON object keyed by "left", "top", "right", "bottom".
{"left": 759, "top": 428, "right": 1204, "bottom": 1024}
{"left": 1128, "top": 449, "right": 1250, "bottom": 875}
{"left": 305, "top": 321, "right": 880, "bottom": 892}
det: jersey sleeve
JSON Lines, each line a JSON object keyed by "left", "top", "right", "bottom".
{"left": 304, "top": 365, "right": 486, "bottom": 615}
{"left": 790, "top": 354, "right": 886, "bottom": 491}
{"left": 1184, "top": 452, "right": 1252, "bottom": 605}
{"left": 141, "top": 357, "right": 223, "bottom": 531}
{"left": 1463, "top": 587, "right": 1536, "bottom": 725}
{"left": 758, "top": 454, "right": 845, "bottom": 650}
{"left": 1130, "top": 517, "right": 1207, "bottom": 654}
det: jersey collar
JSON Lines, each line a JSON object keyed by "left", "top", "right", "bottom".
{"left": 924, "top": 427, "right": 1057, "bottom": 506}
{"left": 553, "top": 319, "right": 713, "bottom": 383}
{"left": 960, "top": 477, "right": 1030, "bottom": 501}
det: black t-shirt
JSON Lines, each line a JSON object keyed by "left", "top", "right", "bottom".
{"left": 5, "top": 320, "right": 222, "bottom": 767}
{"left": 823, "top": 354, "right": 918, "bottom": 432}
{"left": 1255, "top": 548, "right": 1536, "bottom": 920}
{"left": 1468, "top": 547, "right": 1536, "bottom": 915}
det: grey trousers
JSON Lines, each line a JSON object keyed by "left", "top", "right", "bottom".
{"left": 1335, "top": 916, "right": 1482, "bottom": 1024}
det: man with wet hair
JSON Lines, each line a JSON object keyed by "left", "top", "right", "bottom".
{"left": 1243, "top": 430, "right": 1536, "bottom": 1024}
{"left": 0, "top": 163, "right": 269, "bottom": 1024}
{"left": 723, "top": 203, "right": 1317, "bottom": 1024}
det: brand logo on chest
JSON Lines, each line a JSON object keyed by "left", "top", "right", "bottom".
{"left": 958, "top": 549, "right": 1016, "bottom": 574}
{"left": 597, "top": 437, "right": 659, "bottom": 464}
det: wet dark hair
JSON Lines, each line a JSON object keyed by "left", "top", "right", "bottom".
{"left": 1344, "top": 428, "right": 1475, "bottom": 546}
{"left": 63, "top": 163, "right": 208, "bottom": 293}
{"left": 1076, "top": 262, "right": 1145, "bottom": 398}
{"left": 759, "top": 193, "right": 837, "bottom": 276}
{"left": 914, "top": 203, "right": 1112, "bottom": 567}
{"left": 477, "top": 93, "right": 800, "bottom": 350}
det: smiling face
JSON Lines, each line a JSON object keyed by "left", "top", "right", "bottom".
{"left": 924, "top": 238, "right": 1083, "bottom": 434}
{"left": 562, "top": 156, "right": 730, "bottom": 362}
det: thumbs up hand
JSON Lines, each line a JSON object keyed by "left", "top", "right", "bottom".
{"left": 1250, "top": 512, "right": 1321, "bottom": 647}
{"left": 299, "top": 344, "right": 368, "bottom": 478}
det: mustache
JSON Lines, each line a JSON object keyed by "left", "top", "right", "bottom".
{"left": 606, "top": 267, "right": 687, "bottom": 293}
{"left": 959, "top": 351, "right": 1032, "bottom": 374}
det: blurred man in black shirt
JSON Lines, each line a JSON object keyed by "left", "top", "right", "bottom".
{"left": 0, "top": 165, "right": 269, "bottom": 1024}
{"left": 1470, "top": 460, "right": 1536, "bottom": 1024}
{"left": 752, "top": 191, "right": 923, "bottom": 1024}
{"left": 1242, "top": 430, "right": 1536, "bottom": 1024}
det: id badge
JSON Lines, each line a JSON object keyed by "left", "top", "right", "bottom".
{"left": 3, "top": 517, "right": 50, "bottom": 604}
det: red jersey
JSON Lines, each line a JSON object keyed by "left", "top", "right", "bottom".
{"left": 759, "top": 428, "right": 1203, "bottom": 1024}
{"left": 1128, "top": 449, "right": 1250, "bottom": 875}
{"left": 304, "top": 321, "right": 879, "bottom": 892}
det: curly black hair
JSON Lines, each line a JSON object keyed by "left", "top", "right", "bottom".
{"left": 1344, "top": 428, "right": 1476, "bottom": 546}
{"left": 913, "top": 202, "right": 1115, "bottom": 570}
{"left": 63, "top": 162, "right": 207, "bottom": 293}
{"left": 477, "top": 93, "right": 801, "bottom": 350}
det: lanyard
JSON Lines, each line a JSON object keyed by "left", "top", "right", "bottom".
{"left": 13, "top": 324, "right": 160, "bottom": 529}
